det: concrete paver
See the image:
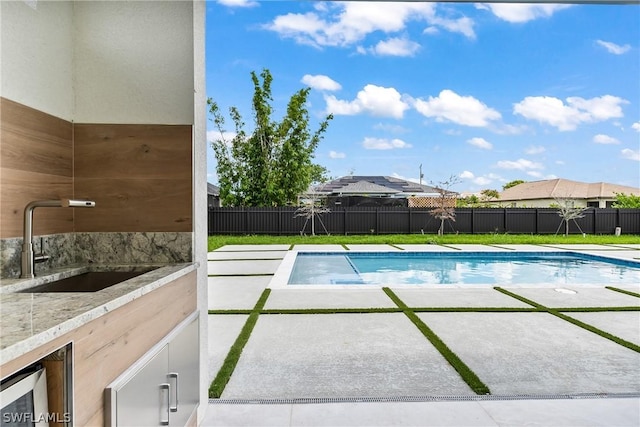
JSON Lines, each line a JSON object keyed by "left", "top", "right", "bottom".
{"left": 345, "top": 244, "right": 401, "bottom": 251}
{"left": 489, "top": 244, "right": 568, "bottom": 252}
{"left": 208, "top": 259, "right": 283, "bottom": 276}
{"left": 540, "top": 244, "right": 625, "bottom": 251}
{"left": 416, "top": 312, "right": 640, "bottom": 395}
{"left": 444, "top": 244, "right": 509, "bottom": 251}
{"left": 395, "top": 244, "right": 457, "bottom": 251}
{"left": 605, "top": 244, "right": 640, "bottom": 250}
{"left": 264, "top": 289, "right": 396, "bottom": 309}
{"left": 202, "top": 398, "right": 640, "bottom": 427}
{"left": 392, "top": 288, "right": 532, "bottom": 308}
{"left": 208, "top": 315, "right": 249, "bottom": 383}
{"left": 293, "top": 244, "right": 346, "bottom": 252}
{"left": 478, "top": 397, "right": 640, "bottom": 427}
{"left": 208, "top": 251, "right": 288, "bottom": 260}
{"left": 214, "top": 244, "right": 291, "bottom": 252}
{"left": 208, "top": 278, "right": 266, "bottom": 310}
{"left": 222, "top": 313, "right": 475, "bottom": 399}
{"left": 564, "top": 311, "right": 640, "bottom": 345}
{"left": 502, "top": 287, "right": 640, "bottom": 308}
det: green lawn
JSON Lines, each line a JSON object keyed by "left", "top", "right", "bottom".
{"left": 208, "top": 233, "right": 640, "bottom": 251}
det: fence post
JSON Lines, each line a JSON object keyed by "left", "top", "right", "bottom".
{"left": 343, "top": 208, "right": 347, "bottom": 235}
{"left": 593, "top": 208, "right": 597, "bottom": 234}
{"left": 470, "top": 209, "right": 475, "bottom": 234}
{"left": 535, "top": 209, "right": 538, "bottom": 234}
{"left": 408, "top": 208, "right": 412, "bottom": 234}
{"left": 376, "top": 208, "right": 380, "bottom": 234}
{"left": 504, "top": 208, "right": 508, "bottom": 233}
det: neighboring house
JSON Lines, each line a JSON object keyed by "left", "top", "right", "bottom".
{"left": 497, "top": 178, "right": 640, "bottom": 208}
{"left": 208, "top": 183, "right": 221, "bottom": 208}
{"left": 311, "top": 176, "right": 456, "bottom": 207}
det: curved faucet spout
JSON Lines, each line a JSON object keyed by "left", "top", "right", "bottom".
{"left": 21, "top": 199, "right": 95, "bottom": 278}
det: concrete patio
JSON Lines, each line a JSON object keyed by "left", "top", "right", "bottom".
{"left": 203, "top": 244, "right": 640, "bottom": 426}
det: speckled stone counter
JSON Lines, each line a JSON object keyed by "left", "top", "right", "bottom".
{"left": 0, "top": 262, "right": 197, "bottom": 365}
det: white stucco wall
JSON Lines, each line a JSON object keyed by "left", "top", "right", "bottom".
{"left": 0, "top": 1, "right": 74, "bottom": 121}
{"left": 73, "top": 1, "right": 194, "bottom": 124}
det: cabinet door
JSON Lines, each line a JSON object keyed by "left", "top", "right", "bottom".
{"left": 168, "top": 316, "right": 199, "bottom": 427}
{"left": 112, "top": 345, "right": 171, "bottom": 427}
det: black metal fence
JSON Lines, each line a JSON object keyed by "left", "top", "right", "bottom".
{"left": 208, "top": 207, "right": 640, "bottom": 235}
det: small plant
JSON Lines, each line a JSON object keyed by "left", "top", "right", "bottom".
{"left": 429, "top": 175, "right": 460, "bottom": 236}
{"left": 553, "top": 198, "right": 588, "bottom": 236}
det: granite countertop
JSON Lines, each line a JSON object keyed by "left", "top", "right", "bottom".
{"left": 0, "top": 262, "right": 197, "bottom": 365}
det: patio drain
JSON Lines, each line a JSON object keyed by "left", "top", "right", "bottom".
{"left": 209, "top": 392, "right": 640, "bottom": 405}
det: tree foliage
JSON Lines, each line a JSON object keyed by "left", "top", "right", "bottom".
{"left": 503, "top": 180, "right": 525, "bottom": 190}
{"left": 208, "top": 69, "right": 333, "bottom": 206}
{"left": 612, "top": 192, "right": 640, "bottom": 208}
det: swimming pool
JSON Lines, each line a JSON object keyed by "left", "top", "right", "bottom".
{"left": 282, "top": 252, "right": 640, "bottom": 286}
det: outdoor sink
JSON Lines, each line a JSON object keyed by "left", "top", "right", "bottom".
{"left": 17, "top": 269, "right": 157, "bottom": 293}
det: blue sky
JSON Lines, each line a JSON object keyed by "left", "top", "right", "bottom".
{"left": 205, "top": 1, "right": 640, "bottom": 193}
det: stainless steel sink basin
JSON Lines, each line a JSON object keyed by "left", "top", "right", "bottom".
{"left": 18, "top": 270, "right": 156, "bottom": 293}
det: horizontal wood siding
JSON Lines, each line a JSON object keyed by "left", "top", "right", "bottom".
{"left": 0, "top": 98, "right": 73, "bottom": 238}
{"left": 73, "top": 124, "right": 192, "bottom": 232}
{"left": 0, "top": 272, "right": 197, "bottom": 426}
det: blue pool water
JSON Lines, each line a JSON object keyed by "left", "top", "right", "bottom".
{"left": 287, "top": 252, "right": 640, "bottom": 285}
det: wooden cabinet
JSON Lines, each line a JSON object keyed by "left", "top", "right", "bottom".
{"left": 105, "top": 313, "right": 199, "bottom": 427}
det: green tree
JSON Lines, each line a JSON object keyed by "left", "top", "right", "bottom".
{"left": 208, "top": 69, "right": 332, "bottom": 206}
{"left": 503, "top": 180, "right": 525, "bottom": 190}
{"left": 480, "top": 189, "right": 500, "bottom": 205}
{"left": 612, "top": 193, "right": 640, "bottom": 208}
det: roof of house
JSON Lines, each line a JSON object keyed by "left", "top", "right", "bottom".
{"left": 314, "top": 176, "right": 446, "bottom": 195}
{"left": 499, "top": 179, "right": 640, "bottom": 201}
{"left": 207, "top": 183, "right": 220, "bottom": 196}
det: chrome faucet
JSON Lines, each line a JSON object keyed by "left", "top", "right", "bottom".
{"left": 21, "top": 199, "right": 96, "bottom": 278}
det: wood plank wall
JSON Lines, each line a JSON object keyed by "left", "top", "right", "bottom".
{"left": 0, "top": 271, "right": 197, "bottom": 426}
{"left": 0, "top": 98, "right": 74, "bottom": 238}
{"left": 0, "top": 98, "right": 193, "bottom": 238}
{"left": 74, "top": 124, "right": 192, "bottom": 232}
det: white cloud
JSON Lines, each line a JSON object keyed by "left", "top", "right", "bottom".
{"left": 596, "top": 40, "right": 631, "bottom": 55}
{"left": 207, "top": 129, "right": 237, "bottom": 145}
{"left": 555, "top": 160, "right": 565, "bottom": 165}
{"left": 632, "top": 122, "right": 640, "bottom": 132}
{"left": 217, "top": 0, "right": 258, "bottom": 7}
{"left": 329, "top": 150, "right": 346, "bottom": 159}
{"left": 370, "top": 37, "right": 421, "bottom": 57}
{"left": 513, "top": 95, "right": 628, "bottom": 131}
{"left": 264, "top": 2, "right": 475, "bottom": 50}
{"left": 301, "top": 74, "right": 342, "bottom": 91}
{"left": 496, "top": 158, "right": 544, "bottom": 171}
{"left": 467, "top": 137, "right": 493, "bottom": 150}
{"left": 412, "top": 89, "right": 501, "bottom": 127}
{"left": 525, "top": 145, "right": 546, "bottom": 155}
{"left": 476, "top": 3, "right": 571, "bottom": 23}
{"left": 621, "top": 149, "right": 640, "bottom": 161}
{"left": 593, "top": 134, "right": 620, "bottom": 145}
{"left": 391, "top": 172, "right": 420, "bottom": 184}
{"left": 362, "top": 137, "right": 412, "bottom": 150}
{"left": 325, "top": 84, "right": 409, "bottom": 118}
{"left": 459, "top": 170, "right": 501, "bottom": 186}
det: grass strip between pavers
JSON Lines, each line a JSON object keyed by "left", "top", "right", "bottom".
{"left": 209, "top": 289, "right": 271, "bottom": 399}
{"left": 494, "top": 287, "right": 640, "bottom": 354}
{"left": 382, "top": 287, "right": 491, "bottom": 395}
{"left": 606, "top": 286, "right": 640, "bottom": 298}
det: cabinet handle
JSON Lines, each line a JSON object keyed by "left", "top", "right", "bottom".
{"left": 168, "top": 372, "right": 179, "bottom": 412}
{"left": 159, "top": 383, "right": 170, "bottom": 425}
